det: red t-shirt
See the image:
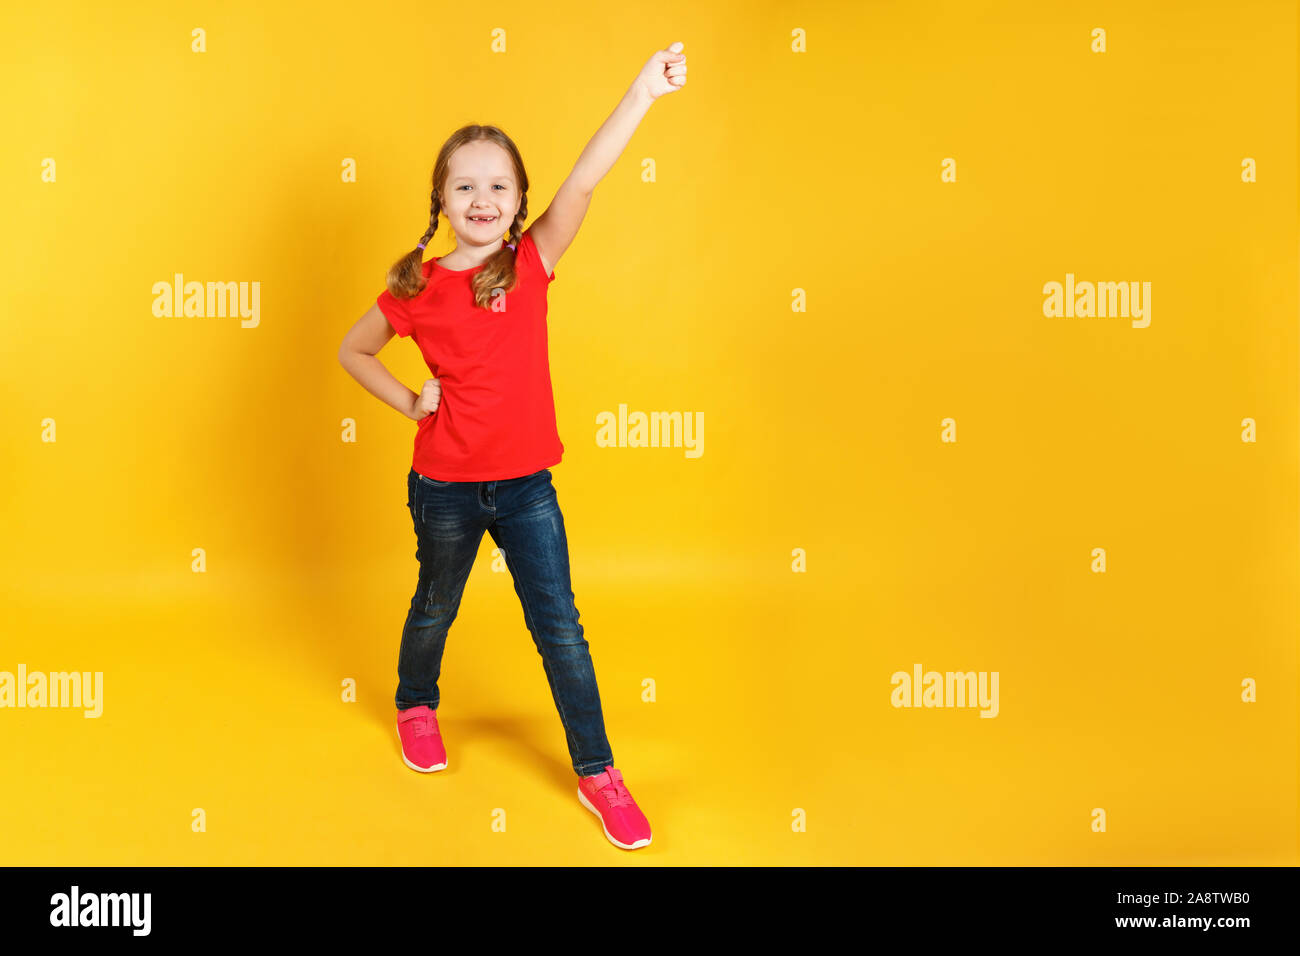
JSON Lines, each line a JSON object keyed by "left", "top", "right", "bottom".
{"left": 376, "top": 227, "right": 565, "bottom": 481}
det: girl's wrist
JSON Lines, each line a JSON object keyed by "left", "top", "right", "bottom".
{"left": 627, "top": 81, "right": 655, "bottom": 109}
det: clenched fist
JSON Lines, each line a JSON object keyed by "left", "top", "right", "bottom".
{"left": 409, "top": 377, "right": 441, "bottom": 421}
{"left": 634, "top": 41, "right": 686, "bottom": 101}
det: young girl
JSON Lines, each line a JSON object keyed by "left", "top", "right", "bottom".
{"left": 338, "top": 42, "right": 687, "bottom": 851}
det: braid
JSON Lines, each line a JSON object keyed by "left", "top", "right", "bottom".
{"left": 419, "top": 189, "right": 442, "bottom": 250}
{"left": 509, "top": 193, "right": 528, "bottom": 246}
{"left": 386, "top": 188, "right": 443, "bottom": 299}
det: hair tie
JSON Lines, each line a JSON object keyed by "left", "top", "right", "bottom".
{"left": 417, "top": 242, "right": 427, "bottom": 250}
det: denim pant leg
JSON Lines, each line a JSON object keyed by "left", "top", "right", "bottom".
{"left": 488, "top": 470, "right": 614, "bottom": 777}
{"left": 395, "top": 468, "right": 487, "bottom": 712}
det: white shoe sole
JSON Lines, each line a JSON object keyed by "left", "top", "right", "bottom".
{"left": 577, "top": 786, "right": 652, "bottom": 850}
{"left": 396, "top": 727, "right": 447, "bottom": 772}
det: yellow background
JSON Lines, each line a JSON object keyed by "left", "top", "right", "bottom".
{"left": 1, "top": 0, "right": 1295, "bottom": 865}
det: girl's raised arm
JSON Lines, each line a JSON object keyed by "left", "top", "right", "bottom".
{"left": 530, "top": 41, "right": 687, "bottom": 276}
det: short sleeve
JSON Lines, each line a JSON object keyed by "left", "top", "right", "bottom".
{"left": 376, "top": 288, "right": 414, "bottom": 338}
{"left": 519, "top": 228, "right": 556, "bottom": 285}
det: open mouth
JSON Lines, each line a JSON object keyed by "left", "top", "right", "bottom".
{"left": 468, "top": 215, "right": 497, "bottom": 225}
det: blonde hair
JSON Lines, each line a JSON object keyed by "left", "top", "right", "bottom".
{"left": 385, "top": 124, "right": 531, "bottom": 310}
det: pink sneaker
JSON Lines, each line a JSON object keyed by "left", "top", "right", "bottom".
{"left": 396, "top": 705, "right": 447, "bottom": 772}
{"left": 577, "top": 766, "right": 652, "bottom": 850}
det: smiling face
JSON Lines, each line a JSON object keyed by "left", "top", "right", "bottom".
{"left": 441, "top": 140, "right": 521, "bottom": 248}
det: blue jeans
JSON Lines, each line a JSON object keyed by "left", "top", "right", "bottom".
{"left": 397, "top": 466, "right": 614, "bottom": 777}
